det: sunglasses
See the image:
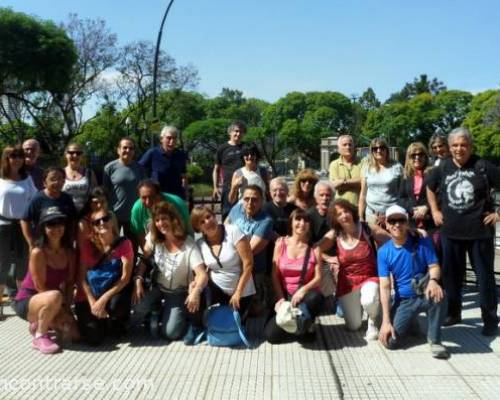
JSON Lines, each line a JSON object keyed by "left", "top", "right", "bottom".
{"left": 410, "top": 152, "right": 426, "bottom": 159}
{"left": 301, "top": 178, "right": 316, "bottom": 184}
{"left": 91, "top": 215, "right": 112, "bottom": 226}
{"left": 387, "top": 217, "right": 407, "bottom": 225}
{"left": 67, "top": 151, "right": 83, "bottom": 156}
{"left": 8, "top": 154, "right": 24, "bottom": 160}
{"left": 371, "top": 146, "right": 387, "bottom": 152}
{"left": 45, "top": 219, "right": 65, "bottom": 227}
{"left": 243, "top": 196, "right": 259, "bottom": 203}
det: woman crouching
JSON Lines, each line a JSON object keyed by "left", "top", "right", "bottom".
{"left": 13, "top": 206, "right": 80, "bottom": 354}
{"left": 265, "top": 209, "right": 324, "bottom": 343}
{"left": 133, "top": 202, "right": 208, "bottom": 341}
{"left": 76, "top": 209, "right": 133, "bottom": 345}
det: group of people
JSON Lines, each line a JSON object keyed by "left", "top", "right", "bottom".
{"left": 0, "top": 121, "right": 498, "bottom": 360}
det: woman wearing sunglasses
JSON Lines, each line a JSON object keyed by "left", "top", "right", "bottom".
{"left": 228, "top": 143, "right": 269, "bottom": 203}
{"left": 265, "top": 208, "right": 324, "bottom": 343}
{"left": 76, "top": 209, "right": 133, "bottom": 345}
{"left": 0, "top": 146, "right": 37, "bottom": 316}
{"left": 63, "top": 142, "right": 97, "bottom": 213}
{"left": 13, "top": 207, "right": 80, "bottom": 354}
{"left": 288, "top": 169, "right": 319, "bottom": 211}
{"left": 359, "top": 138, "right": 403, "bottom": 227}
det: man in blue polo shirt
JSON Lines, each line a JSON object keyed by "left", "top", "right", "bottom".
{"left": 378, "top": 205, "right": 448, "bottom": 359}
{"left": 226, "top": 184, "right": 273, "bottom": 315}
{"left": 139, "top": 125, "right": 188, "bottom": 199}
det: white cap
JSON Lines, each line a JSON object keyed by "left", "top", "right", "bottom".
{"left": 385, "top": 205, "right": 408, "bottom": 220}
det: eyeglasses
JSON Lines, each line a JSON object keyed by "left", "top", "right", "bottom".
{"left": 387, "top": 217, "right": 407, "bottom": 225}
{"left": 67, "top": 151, "right": 83, "bottom": 156}
{"left": 91, "top": 215, "right": 112, "bottom": 226}
{"left": 163, "top": 136, "right": 176, "bottom": 141}
{"left": 8, "top": 154, "right": 24, "bottom": 160}
{"left": 410, "top": 152, "right": 426, "bottom": 159}
{"left": 45, "top": 219, "right": 65, "bottom": 227}
{"left": 371, "top": 146, "right": 387, "bottom": 152}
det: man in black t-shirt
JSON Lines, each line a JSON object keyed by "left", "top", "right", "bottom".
{"left": 263, "top": 177, "right": 296, "bottom": 238}
{"left": 307, "top": 181, "right": 336, "bottom": 299}
{"left": 427, "top": 127, "right": 500, "bottom": 336}
{"left": 213, "top": 121, "right": 246, "bottom": 219}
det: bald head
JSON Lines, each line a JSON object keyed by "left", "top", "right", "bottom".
{"left": 22, "top": 138, "right": 41, "bottom": 166}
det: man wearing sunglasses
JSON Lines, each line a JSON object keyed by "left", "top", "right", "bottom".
{"left": 226, "top": 184, "right": 273, "bottom": 315}
{"left": 139, "top": 125, "right": 188, "bottom": 199}
{"left": 378, "top": 205, "right": 448, "bottom": 359}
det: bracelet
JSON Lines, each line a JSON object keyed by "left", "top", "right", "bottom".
{"left": 134, "top": 275, "right": 144, "bottom": 282}
{"left": 430, "top": 278, "right": 439, "bottom": 283}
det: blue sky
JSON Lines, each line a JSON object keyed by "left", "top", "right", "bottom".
{"left": 3, "top": 0, "right": 500, "bottom": 103}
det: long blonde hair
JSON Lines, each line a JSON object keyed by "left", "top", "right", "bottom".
{"left": 367, "top": 137, "right": 392, "bottom": 172}
{"left": 404, "top": 142, "right": 430, "bottom": 178}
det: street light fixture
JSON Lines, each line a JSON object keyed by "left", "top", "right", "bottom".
{"left": 152, "top": 0, "right": 176, "bottom": 148}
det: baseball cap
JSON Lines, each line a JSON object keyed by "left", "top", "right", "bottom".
{"left": 385, "top": 205, "right": 408, "bottom": 220}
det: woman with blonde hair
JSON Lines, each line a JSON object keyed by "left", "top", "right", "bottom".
{"left": 288, "top": 169, "right": 319, "bottom": 210}
{"left": 359, "top": 138, "right": 403, "bottom": 227}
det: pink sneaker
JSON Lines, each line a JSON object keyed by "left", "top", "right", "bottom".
{"left": 29, "top": 322, "right": 38, "bottom": 336}
{"left": 32, "top": 334, "right": 60, "bottom": 354}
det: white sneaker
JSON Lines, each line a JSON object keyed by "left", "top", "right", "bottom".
{"left": 365, "top": 318, "right": 379, "bottom": 341}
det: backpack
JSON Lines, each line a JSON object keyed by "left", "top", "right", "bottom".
{"left": 195, "top": 304, "right": 251, "bottom": 348}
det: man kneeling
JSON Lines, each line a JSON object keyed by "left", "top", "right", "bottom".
{"left": 378, "top": 205, "right": 449, "bottom": 359}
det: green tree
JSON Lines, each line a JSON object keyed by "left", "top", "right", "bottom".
{"left": 463, "top": 90, "right": 500, "bottom": 161}
{"left": 263, "top": 91, "right": 355, "bottom": 165}
{"left": 363, "top": 90, "right": 472, "bottom": 148}
{"left": 0, "top": 8, "right": 77, "bottom": 94}
{"left": 387, "top": 74, "right": 446, "bottom": 103}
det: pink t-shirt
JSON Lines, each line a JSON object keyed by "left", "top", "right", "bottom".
{"left": 76, "top": 238, "right": 133, "bottom": 301}
{"left": 413, "top": 170, "right": 424, "bottom": 199}
{"left": 276, "top": 238, "right": 317, "bottom": 296}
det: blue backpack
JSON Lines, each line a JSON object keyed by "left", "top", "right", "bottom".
{"left": 196, "top": 305, "right": 250, "bottom": 348}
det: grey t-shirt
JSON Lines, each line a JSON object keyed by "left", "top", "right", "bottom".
{"left": 103, "top": 159, "right": 145, "bottom": 222}
{"left": 363, "top": 162, "right": 403, "bottom": 216}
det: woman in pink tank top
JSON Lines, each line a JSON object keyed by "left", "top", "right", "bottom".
{"left": 13, "top": 206, "right": 80, "bottom": 354}
{"left": 264, "top": 208, "right": 324, "bottom": 344}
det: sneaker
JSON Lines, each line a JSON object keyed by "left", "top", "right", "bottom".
{"left": 443, "top": 315, "right": 461, "bottom": 327}
{"left": 32, "top": 334, "right": 60, "bottom": 354}
{"left": 29, "top": 322, "right": 38, "bottom": 336}
{"left": 365, "top": 318, "right": 379, "bottom": 341}
{"left": 430, "top": 342, "right": 449, "bottom": 359}
{"left": 481, "top": 324, "right": 498, "bottom": 337}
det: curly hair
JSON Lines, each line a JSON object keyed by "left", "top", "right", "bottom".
{"left": 292, "top": 168, "right": 319, "bottom": 201}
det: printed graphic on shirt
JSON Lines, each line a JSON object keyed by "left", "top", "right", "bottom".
{"left": 445, "top": 169, "right": 475, "bottom": 212}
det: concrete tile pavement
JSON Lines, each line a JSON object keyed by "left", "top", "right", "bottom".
{"left": 0, "top": 289, "right": 498, "bottom": 400}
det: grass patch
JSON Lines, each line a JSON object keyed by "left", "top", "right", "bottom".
{"left": 191, "top": 183, "right": 213, "bottom": 198}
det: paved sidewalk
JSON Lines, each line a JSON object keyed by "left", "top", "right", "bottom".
{"left": 0, "top": 287, "right": 499, "bottom": 400}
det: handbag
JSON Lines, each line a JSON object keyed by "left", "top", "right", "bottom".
{"left": 86, "top": 237, "right": 126, "bottom": 298}
{"left": 196, "top": 304, "right": 250, "bottom": 348}
{"left": 276, "top": 245, "right": 312, "bottom": 335}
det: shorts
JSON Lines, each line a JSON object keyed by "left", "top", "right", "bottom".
{"left": 12, "top": 297, "right": 32, "bottom": 320}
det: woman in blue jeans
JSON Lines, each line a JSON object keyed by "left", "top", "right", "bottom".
{"left": 133, "top": 201, "right": 208, "bottom": 340}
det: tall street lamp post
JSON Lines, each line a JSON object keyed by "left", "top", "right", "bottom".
{"left": 151, "top": 0, "right": 175, "bottom": 148}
